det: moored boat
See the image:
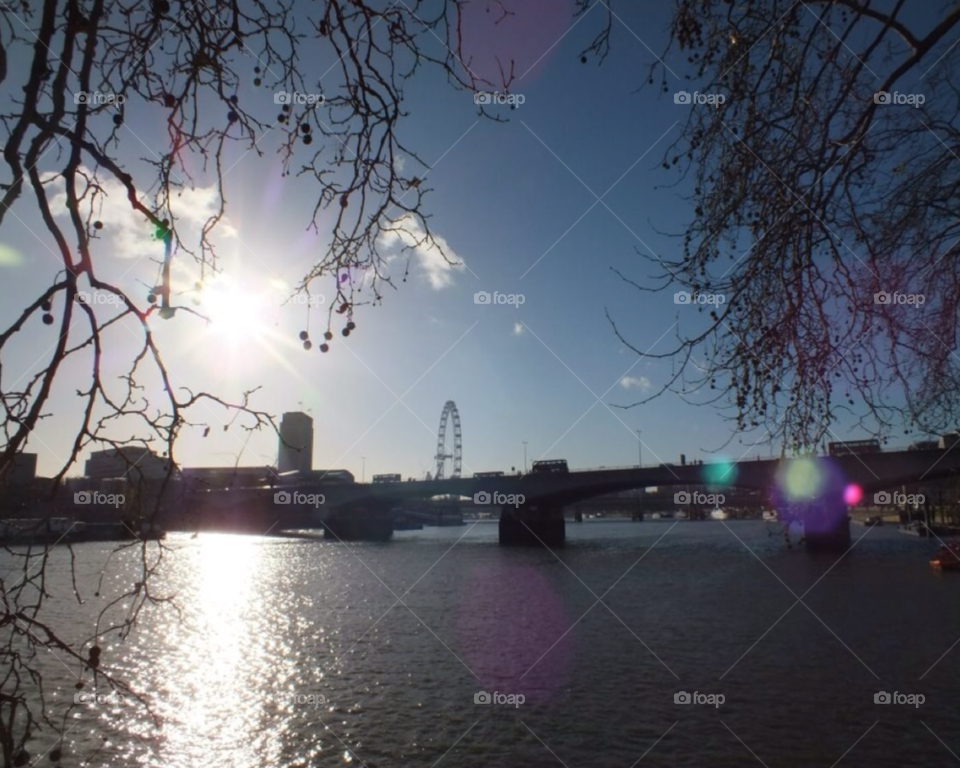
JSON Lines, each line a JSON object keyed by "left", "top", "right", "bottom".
{"left": 930, "top": 542, "right": 960, "bottom": 570}
{"left": 899, "top": 521, "right": 927, "bottom": 537}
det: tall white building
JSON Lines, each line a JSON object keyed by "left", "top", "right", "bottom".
{"left": 278, "top": 412, "right": 314, "bottom": 474}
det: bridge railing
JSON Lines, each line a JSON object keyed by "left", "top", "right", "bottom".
{"left": 575, "top": 462, "right": 692, "bottom": 473}
{"left": 462, "top": 445, "right": 940, "bottom": 481}
{"left": 573, "top": 444, "right": 936, "bottom": 474}
{"left": 582, "top": 460, "right": 765, "bottom": 474}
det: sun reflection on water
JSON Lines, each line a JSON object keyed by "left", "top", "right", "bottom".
{"left": 152, "top": 534, "right": 292, "bottom": 766}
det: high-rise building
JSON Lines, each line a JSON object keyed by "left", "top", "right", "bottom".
{"left": 278, "top": 412, "right": 314, "bottom": 474}
{"left": 1, "top": 453, "right": 37, "bottom": 485}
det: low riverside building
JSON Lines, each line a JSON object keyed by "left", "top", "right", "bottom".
{"left": 85, "top": 446, "right": 171, "bottom": 482}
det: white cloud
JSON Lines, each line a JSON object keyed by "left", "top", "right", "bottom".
{"left": 378, "top": 214, "right": 464, "bottom": 289}
{"left": 513, "top": 322, "right": 524, "bottom": 336}
{"left": 620, "top": 375, "right": 651, "bottom": 391}
{"left": 45, "top": 168, "right": 235, "bottom": 261}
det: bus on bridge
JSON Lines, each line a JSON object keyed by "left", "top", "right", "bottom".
{"left": 531, "top": 459, "right": 569, "bottom": 474}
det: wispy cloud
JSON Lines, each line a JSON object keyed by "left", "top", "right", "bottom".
{"left": 45, "top": 168, "right": 234, "bottom": 260}
{"left": 378, "top": 214, "right": 465, "bottom": 290}
{"left": 620, "top": 375, "right": 651, "bottom": 391}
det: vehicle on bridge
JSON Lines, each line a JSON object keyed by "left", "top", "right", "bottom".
{"left": 531, "top": 459, "right": 569, "bottom": 475}
{"left": 939, "top": 432, "right": 960, "bottom": 450}
{"left": 313, "top": 469, "right": 355, "bottom": 483}
{"left": 827, "top": 439, "right": 881, "bottom": 457}
{"left": 474, "top": 471, "right": 504, "bottom": 477}
{"left": 277, "top": 469, "right": 355, "bottom": 484}
{"left": 372, "top": 473, "right": 402, "bottom": 483}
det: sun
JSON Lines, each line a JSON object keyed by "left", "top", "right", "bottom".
{"left": 185, "top": 276, "right": 312, "bottom": 381}
{"left": 202, "top": 281, "right": 268, "bottom": 346}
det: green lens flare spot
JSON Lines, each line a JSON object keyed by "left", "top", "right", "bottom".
{"left": 782, "top": 458, "right": 823, "bottom": 500}
{"left": 702, "top": 460, "right": 736, "bottom": 487}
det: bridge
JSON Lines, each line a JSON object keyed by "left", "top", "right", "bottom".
{"left": 184, "top": 446, "right": 960, "bottom": 550}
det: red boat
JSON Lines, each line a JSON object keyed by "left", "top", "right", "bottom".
{"left": 930, "top": 542, "right": 960, "bottom": 571}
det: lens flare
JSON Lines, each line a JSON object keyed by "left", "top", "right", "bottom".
{"left": 702, "top": 459, "right": 737, "bottom": 487}
{"left": 843, "top": 484, "right": 863, "bottom": 505}
{"left": 782, "top": 458, "right": 823, "bottom": 500}
{"left": 0, "top": 243, "right": 24, "bottom": 267}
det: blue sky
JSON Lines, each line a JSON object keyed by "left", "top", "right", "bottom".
{"left": 1, "top": 0, "right": 924, "bottom": 480}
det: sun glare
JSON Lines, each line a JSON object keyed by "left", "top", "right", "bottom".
{"left": 203, "top": 283, "right": 268, "bottom": 345}
{"left": 186, "top": 277, "right": 310, "bottom": 380}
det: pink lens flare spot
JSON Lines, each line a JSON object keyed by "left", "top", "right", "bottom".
{"left": 457, "top": 562, "right": 573, "bottom": 704}
{"left": 843, "top": 484, "right": 863, "bottom": 505}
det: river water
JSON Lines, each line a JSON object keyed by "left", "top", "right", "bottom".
{"left": 13, "top": 520, "right": 960, "bottom": 766}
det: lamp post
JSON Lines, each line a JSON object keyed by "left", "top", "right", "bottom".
{"left": 361, "top": 456, "right": 366, "bottom": 483}
{"left": 522, "top": 441, "right": 528, "bottom": 474}
{"left": 636, "top": 429, "right": 642, "bottom": 467}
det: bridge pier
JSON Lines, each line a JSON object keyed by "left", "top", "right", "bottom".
{"left": 796, "top": 495, "right": 851, "bottom": 552}
{"left": 499, "top": 503, "right": 565, "bottom": 547}
{"left": 322, "top": 504, "right": 393, "bottom": 542}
